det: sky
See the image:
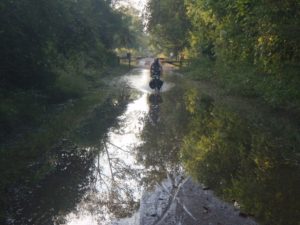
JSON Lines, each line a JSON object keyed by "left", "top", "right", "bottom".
{"left": 117, "top": 0, "right": 148, "bottom": 12}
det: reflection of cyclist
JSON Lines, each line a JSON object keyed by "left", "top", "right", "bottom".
{"left": 148, "top": 93, "right": 163, "bottom": 125}
{"left": 150, "top": 58, "right": 162, "bottom": 78}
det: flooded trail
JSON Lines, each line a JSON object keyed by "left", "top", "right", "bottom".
{"left": 62, "top": 62, "right": 186, "bottom": 225}
{"left": 63, "top": 66, "right": 175, "bottom": 225}
{"left": 6, "top": 59, "right": 299, "bottom": 225}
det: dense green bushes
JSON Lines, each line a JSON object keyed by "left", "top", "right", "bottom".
{"left": 145, "top": 0, "right": 191, "bottom": 55}
{"left": 0, "top": 0, "right": 126, "bottom": 90}
{"left": 146, "top": 0, "right": 300, "bottom": 110}
{"left": 0, "top": 0, "right": 144, "bottom": 141}
{"left": 186, "top": 0, "right": 300, "bottom": 109}
{"left": 185, "top": 57, "right": 300, "bottom": 110}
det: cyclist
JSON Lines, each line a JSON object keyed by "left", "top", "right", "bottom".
{"left": 150, "top": 58, "right": 163, "bottom": 78}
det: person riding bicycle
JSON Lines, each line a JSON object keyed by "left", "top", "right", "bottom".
{"left": 149, "top": 58, "right": 163, "bottom": 91}
{"left": 150, "top": 58, "right": 163, "bottom": 78}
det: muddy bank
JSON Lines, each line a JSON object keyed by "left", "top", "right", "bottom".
{"left": 114, "top": 174, "right": 258, "bottom": 225}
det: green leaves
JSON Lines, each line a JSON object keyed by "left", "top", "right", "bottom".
{"left": 0, "top": 0, "right": 135, "bottom": 91}
{"left": 182, "top": 0, "right": 300, "bottom": 110}
{"left": 192, "top": 0, "right": 300, "bottom": 67}
{"left": 146, "top": 0, "right": 191, "bottom": 55}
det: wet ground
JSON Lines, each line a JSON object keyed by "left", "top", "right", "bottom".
{"left": 114, "top": 175, "right": 258, "bottom": 225}
{"left": 6, "top": 58, "right": 300, "bottom": 225}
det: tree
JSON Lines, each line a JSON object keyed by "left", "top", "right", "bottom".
{"left": 146, "top": 0, "right": 191, "bottom": 56}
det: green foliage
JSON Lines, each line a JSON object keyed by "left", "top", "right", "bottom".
{"left": 0, "top": 0, "right": 141, "bottom": 140}
{"left": 0, "top": 0, "right": 133, "bottom": 91}
{"left": 183, "top": 0, "right": 300, "bottom": 109}
{"left": 185, "top": 56, "right": 300, "bottom": 108}
{"left": 181, "top": 58, "right": 215, "bottom": 81}
{"left": 52, "top": 53, "right": 90, "bottom": 99}
{"left": 114, "top": 6, "right": 151, "bottom": 56}
{"left": 146, "top": 0, "right": 191, "bottom": 55}
{"left": 114, "top": 7, "right": 145, "bottom": 49}
{"left": 0, "top": 1, "right": 148, "bottom": 147}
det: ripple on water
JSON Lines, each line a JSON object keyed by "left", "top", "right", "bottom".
{"left": 122, "top": 68, "right": 175, "bottom": 93}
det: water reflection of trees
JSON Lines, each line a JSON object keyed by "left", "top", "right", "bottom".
{"left": 93, "top": 140, "right": 141, "bottom": 219}
{"left": 7, "top": 141, "right": 96, "bottom": 225}
{"left": 5, "top": 92, "right": 131, "bottom": 225}
{"left": 181, "top": 88, "right": 300, "bottom": 225}
{"left": 48, "top": 138, "right": 141, "bottom": 225}
{"left": 136, "top": 88, "right": 190, "bottom": 189}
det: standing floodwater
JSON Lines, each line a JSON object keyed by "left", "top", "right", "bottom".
{"left": 61, "top": 66, "right": 182, "bottom": 225}
{"left": 6, "top": 61, "right": 300, "bottom": 225}
{"left": 5, "top": 62, "right": 178, "bottom": 225}
{"left": 63, "top": 69, "right": 156, "bottom": 225}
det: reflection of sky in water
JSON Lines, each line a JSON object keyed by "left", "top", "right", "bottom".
{"left": 64, "top": 69, "right": 155, "bottom": 225}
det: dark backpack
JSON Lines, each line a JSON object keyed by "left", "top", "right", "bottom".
{"left": 151, "top": 64, "right": 161, "bottom": 76}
